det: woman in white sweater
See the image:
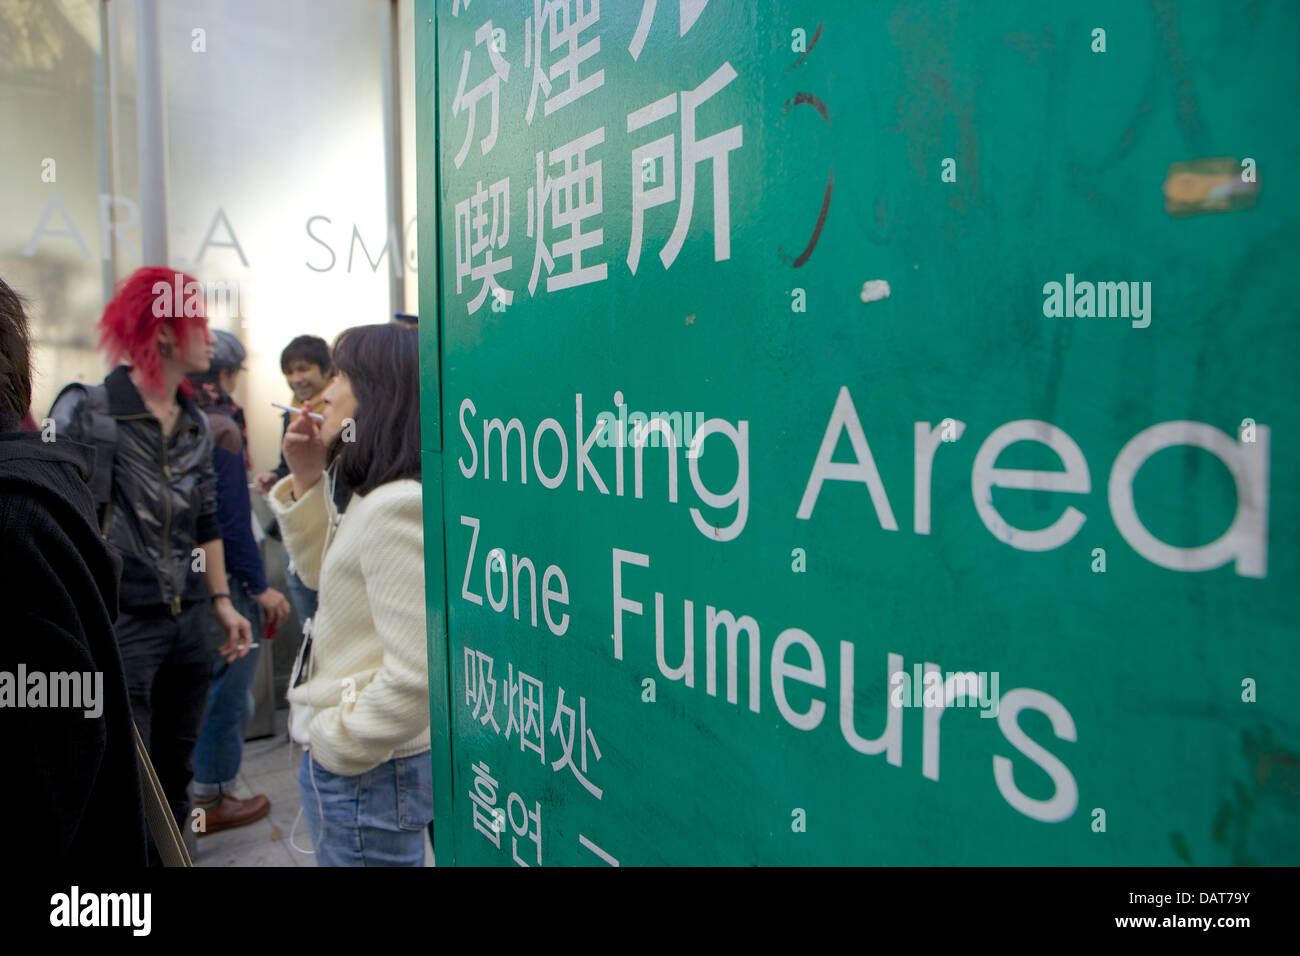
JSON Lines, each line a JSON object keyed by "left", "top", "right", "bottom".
{"left": 269, "top": 323, "right": 429, "bottom": 866}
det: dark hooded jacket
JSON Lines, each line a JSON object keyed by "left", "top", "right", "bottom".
{"left": 0, "top": 431, "right": 148, "bottom": 866}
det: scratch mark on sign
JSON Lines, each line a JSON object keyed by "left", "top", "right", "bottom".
{"left": 1002, "top": 28, "right": 1056, "bottom": 63}
{"left": 789, "top": 165, "right": 833, "bottom": 268}
{"left": 785, "top": 20, "right": 824, "bottom": 73}
{"left": 1153, "top": 0, "right": 1206, "bottom": 152}
{"left": 782, "top": 91, "right": 830, "bottom": 123}
{"left": 779, "top": 92, "right": 833, "bottom": 268}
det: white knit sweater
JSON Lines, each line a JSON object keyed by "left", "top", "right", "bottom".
{"left": 268, "top": 472, "right": 429, "bottom": 776}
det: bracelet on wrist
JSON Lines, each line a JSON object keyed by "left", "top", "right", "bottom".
{"left": 209, "top": 592, "right": 231, "bottom": 604}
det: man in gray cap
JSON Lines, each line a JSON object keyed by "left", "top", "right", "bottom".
{"left": 189, "top": 330, "right": 290, "bottom": 838}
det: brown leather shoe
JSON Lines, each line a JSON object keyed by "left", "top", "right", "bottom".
{"left": 195, "top": 793, "right": 271, "bottom": 836}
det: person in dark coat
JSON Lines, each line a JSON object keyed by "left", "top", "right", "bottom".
{"left": 0, "top": 276, "right": 148, "bottom": 865}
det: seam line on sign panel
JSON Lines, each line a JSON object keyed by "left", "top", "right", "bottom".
{"left": 429, "top": 0, "right": 459, "bottom": 868}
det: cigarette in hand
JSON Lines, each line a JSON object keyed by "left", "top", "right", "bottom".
{"left": 272, "top": 401, "right": 324, "bottom": 421}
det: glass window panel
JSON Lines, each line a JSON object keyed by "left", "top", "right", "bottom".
{"left": 0, "top": 0, "right": 113, "bottom": 417}
{"left": 106, "top": 0, "right": 393, "bottom": 472}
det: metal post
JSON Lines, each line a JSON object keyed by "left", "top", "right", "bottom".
{"left": 382, "top": 0, "right": 407, "bottom": 314}
{"left": 135, "top": 0, "right": 169, "bottom": 266}
{"left": 94, "top": 0, "right": 117, "bottom": 300}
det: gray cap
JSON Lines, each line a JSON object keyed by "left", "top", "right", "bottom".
{"left": 209, "top": 329, "right": 247, "bottom": 371}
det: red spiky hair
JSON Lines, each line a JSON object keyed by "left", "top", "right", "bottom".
{"left": 98, "top": 266, "right": 208, "bottom": 396}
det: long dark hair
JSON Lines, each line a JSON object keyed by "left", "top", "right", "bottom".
{"left": 328, "top": 324, "right": 421, "bottom": 496}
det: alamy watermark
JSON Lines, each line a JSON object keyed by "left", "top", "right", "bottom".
{"left": 1, "top": 665, "right": 103, "bottom": 718}
{"left": 889, "top": 665, "right": 1000, "bottom": 718}
{"left": 594, "top": 393, "right": 708, "bottom": 458}
{"left": 1042, "top": 273, "right": 1151, "bottom": 329}
{"left": 49, "top": 886, "right": 150, "bottom": 935}
{"left": 151, "top": 272, "right": 253, "bottom": 323}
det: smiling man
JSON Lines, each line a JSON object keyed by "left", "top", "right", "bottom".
{"left": 254, "top": 334, "right": 352, "bottom": 631}
{"left": 254, "top": 335, "right": 332, "bottom": 496}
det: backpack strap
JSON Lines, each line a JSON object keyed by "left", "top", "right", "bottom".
{"left": 133, "top": 721, "right": 192, "bottom": 867}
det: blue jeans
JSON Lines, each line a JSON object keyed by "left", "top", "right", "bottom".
{"left": 298, "top": 751, "right": 433, "bottom": 866}
{"left": 193, "top": 575, "right": 263, "bottom": 797}
{"left": 284, "top": 560, "right": 318, "bottom": 631}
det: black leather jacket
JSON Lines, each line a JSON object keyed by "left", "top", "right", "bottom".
{"left": 50, "top": 366, "right": 221, "bottom": 613}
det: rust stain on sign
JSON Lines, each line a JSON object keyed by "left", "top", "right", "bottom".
{"left": 1163, "top": 157, "right": 1259, "bottom": 216}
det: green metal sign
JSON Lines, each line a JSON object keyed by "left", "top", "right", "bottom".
{"left": 416, "top": 0, "right": 1299, "bottom": 865}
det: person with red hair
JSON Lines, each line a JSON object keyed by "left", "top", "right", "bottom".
{"left": 50, "top": 266, "right": 252, "bottom": 863}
